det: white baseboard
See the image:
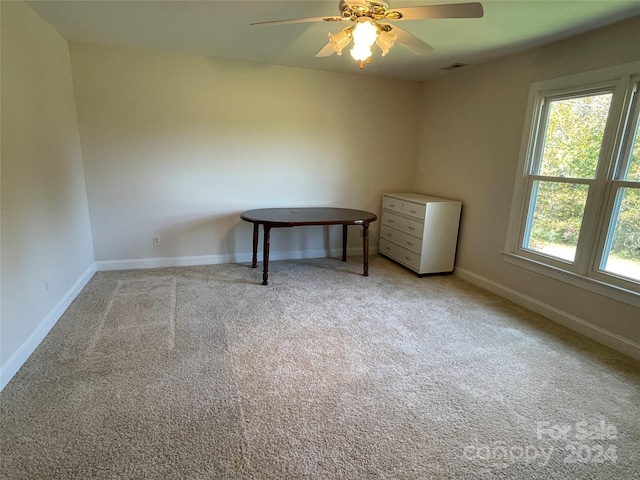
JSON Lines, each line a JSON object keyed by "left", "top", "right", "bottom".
{"left": 0, "top": 263, "right": 97, "bottom": 392}
{"left": 454, "top": 267, "right": 640, "bottom": 361}
{"left": 96, "top": 253, "right": 248, "bottom": 271}
{"left": 95, "top": 247, "right": 376, "bottom": 271}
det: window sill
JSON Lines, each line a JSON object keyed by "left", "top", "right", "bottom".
{"left": 501, "top": 251, "right": 640, "bottom": 308}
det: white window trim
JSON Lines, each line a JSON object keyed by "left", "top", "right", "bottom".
{"left": 503, "top": 61, "right": 640, "bottom": 309}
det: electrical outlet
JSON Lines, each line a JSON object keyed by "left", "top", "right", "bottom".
{"left": 153, "top": 236, "right": 161, "bottom": 246}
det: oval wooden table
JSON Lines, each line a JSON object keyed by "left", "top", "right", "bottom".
{"left": 241, "top": 207, "right": 378, "bottom": 285}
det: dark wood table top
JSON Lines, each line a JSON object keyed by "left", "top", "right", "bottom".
{"left": 240, "top": 207, "right": 377, "bottom": 226}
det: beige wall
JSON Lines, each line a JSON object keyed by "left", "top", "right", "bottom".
{"left": 415, "top": 17, "right": 640, "bottom": 350}
{"left": 69, "top": 43, "right": 422, "bottom": 267}
{"left": 1, "top": 2, "right": 94, "bottom": 376}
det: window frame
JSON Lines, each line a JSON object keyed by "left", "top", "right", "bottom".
{"left": 503, "top": 62, "right": 640, "bottom": 308}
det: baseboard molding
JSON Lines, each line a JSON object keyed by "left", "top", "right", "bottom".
{"left": 454, "top": 267, "right": 640, "bottom": 361}
{"left": 96, "top": 253, "right": 249, "bottom": 271}
{"left": 95, "top": 247, "right": 376, "bottom": 271}
{"left": 0, "top": 263, "right": 97, "bottom": 392}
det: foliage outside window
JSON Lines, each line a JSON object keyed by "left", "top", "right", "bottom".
{"left": 505, "top": 63, "right": 640, "bottom": 305}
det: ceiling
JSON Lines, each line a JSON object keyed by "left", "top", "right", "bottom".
{"left": 27, "top": 0, "right": 640, "bottom": 82}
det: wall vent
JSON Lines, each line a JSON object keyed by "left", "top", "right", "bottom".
{"left": 441, "top": 63, "right": 468, "bottom": 71}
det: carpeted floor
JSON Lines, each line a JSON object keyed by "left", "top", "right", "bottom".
{"left": 1, "top": 255, "right": 639, "bottom": 479}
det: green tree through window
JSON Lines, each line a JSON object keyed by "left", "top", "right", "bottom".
{"left": 525, "top": 93, "right": 611, "bottom": 262}
{"left": 602, "top": 109, "right": 640, "bottom": 279}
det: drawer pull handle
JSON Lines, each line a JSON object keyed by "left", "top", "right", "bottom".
{"left": 389, "top": 203, "right": 396, "bottom": 208}
{"left": 405, "top": 256, "right": 412, "bottom": 261}
{"left": 386, "top": 233, "right": 393, "bottom": 237}
{"left": 386, "top": 247, "right": 391, "bottom": 251}
{"left": 408, "top": 226, "right": 415, "bottom": 230}
{"left": 410, "top": 209, "right": 417, "bottom": 213}
{"left": 406, "top": 241, "right": 413, "bottom": 246}
{"left": 388, "top": 219, "right": 394, "bottom": 223}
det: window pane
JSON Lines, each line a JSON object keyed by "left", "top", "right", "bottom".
{"left": 524, "top": 181, "right": 589, "bottom": 262}
{"left": 538, "top": 93, "right": 612, "bottom": 179}
{"left": 602, "top": 188, "right": 640, "bottom": 282}
{"left": 621, "top": 114, "right": 640, "bottom": 182}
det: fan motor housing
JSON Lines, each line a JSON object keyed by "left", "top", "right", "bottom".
{"left": 339, "top": 1, "right": 392, "bottom": 21}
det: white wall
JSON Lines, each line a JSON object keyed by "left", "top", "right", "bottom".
{"left": 1, "top": 2, "right": 95, "bottom": 386}
{"left": 69, "top": 43, "right": 422, "bottom": 268}
{"left": 415, "top": 17, "right": 640, "bottom": 355}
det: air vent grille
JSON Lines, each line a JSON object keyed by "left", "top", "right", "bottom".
{"left": 442, "top": 63, "right": 468, "bottom": 71}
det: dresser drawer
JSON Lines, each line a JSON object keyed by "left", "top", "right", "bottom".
{"left": 381, "top": 211, "right": 424, "bottom": 239}
{"left": 380, "top": 225, "right": 421, "bottom": 254}
{"left": 382, "top": 196, "right": 402, "bottom": 213}
{"left": 402, "top": 201, "right": 426, "bottom": 219}
{"left": 379, "top": 238, "right": 421, "bottom": 271}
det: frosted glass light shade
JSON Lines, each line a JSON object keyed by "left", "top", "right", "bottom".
{"left": 376, "top": 30, "right": 397, "bottom": 56}
{"left": 329, "top": 29, "right": 351, "bottom": 55}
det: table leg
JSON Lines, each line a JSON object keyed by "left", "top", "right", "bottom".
{"left": 342, "top": 225, "right": 348, "bottom": 262}
{"left": 362, "top": 223, "right": 370, "bottom": 276}
{"left": 251, "top": 223, "right": 259, "bottom": 268}
{"left": 262, "top": 225, "right": 271, "bottom": 285}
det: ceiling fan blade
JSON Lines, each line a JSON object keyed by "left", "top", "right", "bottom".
{"left": 251, "top": 16, "right": 344, "bottom": 26}
{"left": 386, "top": 25, "right": 434, "bottom": 55}
{"left": 387, "top": 2, "right": 484, "bottom": 21}
{"left": 315, "top": 42, "right": 336, "bottom": 58}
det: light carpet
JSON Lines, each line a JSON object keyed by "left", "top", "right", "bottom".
{"left": 1, "top": 255, "right": 639, "bottom": 479}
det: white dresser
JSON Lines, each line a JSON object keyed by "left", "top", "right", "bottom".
{"left": 379, "top": 193, "right": 461, "bottom": 276}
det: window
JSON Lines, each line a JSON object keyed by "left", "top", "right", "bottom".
{"left": 504, "top": 62, "right": 640, "bottom": 306}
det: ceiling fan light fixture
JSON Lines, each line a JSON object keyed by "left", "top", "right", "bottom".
{"left": 350, "top": 17, "right": 378, "bottom": 62}
{"left": 253, "top": 1, "right": 485, "bottom": 69}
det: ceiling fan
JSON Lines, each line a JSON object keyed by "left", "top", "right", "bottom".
{"left": 251, "top": 1, "right": 484, "bottom": 69}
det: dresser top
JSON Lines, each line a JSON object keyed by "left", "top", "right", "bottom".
{"left": 384, "top": 192, "right": 461, "bottom": 205}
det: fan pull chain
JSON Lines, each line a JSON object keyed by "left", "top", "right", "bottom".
{"left": 358, "top": 57, "right": 372, "bottom": 70}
